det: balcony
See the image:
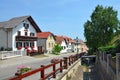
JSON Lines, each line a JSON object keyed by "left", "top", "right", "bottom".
{"left": 16, "top": 36, "right": 37, "bottom": 41}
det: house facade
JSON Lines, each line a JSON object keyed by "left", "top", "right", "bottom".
{"left": 63, "top": 36, "right": 75, "bottom": 53}
{"left": 74, "top": 38, "right": 88, "bottom": 53}
{"left": 37, "top": 32, "right": 56, "bottom": 53}
{"left": 0, "top": 16, "right": 41, "bottom": 51}
{"left": 55, "top": 36, "right": 68, "bottom": 53}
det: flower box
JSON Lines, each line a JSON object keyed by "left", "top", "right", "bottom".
{"left": 51, "top": 58, "right": 60, "bottom": 63}
{"left": 15, "top": 65, "right": 32, "bottom": 76}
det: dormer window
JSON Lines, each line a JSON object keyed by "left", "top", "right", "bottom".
{"left": 23, "top": 23, "right": 29, "bottom": 29}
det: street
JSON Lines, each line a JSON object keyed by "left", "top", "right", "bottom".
{"left": 0, "top": 53, "right": 76, "bottom": 80}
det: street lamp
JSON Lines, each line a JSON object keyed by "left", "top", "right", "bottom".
{"left": 76, "top": 37, "right": 79, "bottom": 54}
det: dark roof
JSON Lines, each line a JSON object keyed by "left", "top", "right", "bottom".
{"left": 0, "top": 16, "right": 41, "bottom": 32}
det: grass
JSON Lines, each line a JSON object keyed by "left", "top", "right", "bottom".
{"left": 66, "top": 75, "right": 71, "bottom": 80}
{"left": 32, "top": 54, "right": 48, "bottom": 58}
{"left": 50, "top": 52, "right": 60, "bottom": 55}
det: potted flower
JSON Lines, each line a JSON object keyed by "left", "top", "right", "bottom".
{"left": 18, "top": 46, "right": 22, "bottom": 50}
{"left": 51, "top": 58, "right": 60, "bottom": 63}
{"left": 15, "top": 65, "right": 32, "bottom": 76}
{"left": 25, "top": 46, "right": 29, "bottom": 49}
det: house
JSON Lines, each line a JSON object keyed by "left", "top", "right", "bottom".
{"left": 62, "top": 36, "right": 75, "bottom": 52}
{"left": 0, "top": 16, "right": 41, "bottom": 53}
{"left": 74, "top": 38, "right": 88, "bottom": 53}
{"left": 37, "top": 32, "right": 56, "bottom": 53}
{"left": 55, "top": 35, "right": 68, "bottom": 53}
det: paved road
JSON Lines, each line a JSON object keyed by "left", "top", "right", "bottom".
{"left": 0, "top": 53, "right": 76, "bottom": 80}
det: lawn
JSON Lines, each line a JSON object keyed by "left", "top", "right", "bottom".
{"left": 32, "top": 54, "right": 48, "bottom": 58}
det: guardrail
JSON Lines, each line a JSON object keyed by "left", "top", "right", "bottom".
{"left": 0, "top": 50, "right": 26, "bottom": 60}
{"left": 7, "top": 53, "right": 85, "bottom": 80}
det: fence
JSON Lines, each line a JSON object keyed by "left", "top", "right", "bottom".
{"left": 0, "top": 50, "right": 26, "bottom": 60}
{"left": 96, "top": 52, "right": 120, "bottom": 80}
{"left": 7, "top": 53, "right": 84, "bottom": 80}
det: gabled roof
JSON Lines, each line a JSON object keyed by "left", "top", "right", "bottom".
{"left": 62, "top": 36, "right": 75, "bottom": 44}
{"left": 55, "top": 35, "right": 67, "bottom": 44}
{"left": 74, "top": 38, "right": 85, "bottom": 45}
{"left": 37, "top": 32, "right": 54, "bottom": 39}
{"left": 0, "top": 16, "right": 41, "bottom": 32}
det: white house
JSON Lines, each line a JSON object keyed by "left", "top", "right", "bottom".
{"left": 63, "top": 36, "right": 75, "bottom": 53}
{"left": 0, "top": 16, "right": 41, "bottom": 52}
{"left": 55, "top": 36, "right": 68, "bottom": 53}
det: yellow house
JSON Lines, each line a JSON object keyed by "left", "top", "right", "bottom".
{"left": 37, "top": 32, "right": 56, "bottom": 54}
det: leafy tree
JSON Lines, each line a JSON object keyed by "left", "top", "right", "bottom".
{"left": 52, "top": 44, "right": 63, "bottom": 54}
{"left": 84, "top": 5, "right": 120, "bottom": 52}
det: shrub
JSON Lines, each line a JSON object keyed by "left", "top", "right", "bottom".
{"left": 5, "top": 47, "right": 12, "bottom": 51}
{"left": 0, "top": 47, "right": 4, "bottom": 51}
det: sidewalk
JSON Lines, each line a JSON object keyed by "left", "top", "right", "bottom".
{"left": 0, "top": 56, "right": 39, "bottom": 68}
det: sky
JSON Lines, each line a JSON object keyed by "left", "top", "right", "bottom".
{"left": 0, "top": 0, "right": 120, "bottom": 41}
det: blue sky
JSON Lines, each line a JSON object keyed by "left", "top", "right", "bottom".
{"left": 0, "top": 0, "right": 120, "bottom": 41}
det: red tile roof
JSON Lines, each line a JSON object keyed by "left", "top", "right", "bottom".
{"left": 37, "top": 32, "right": 52, "bottom": 38}
{"left": 55, "top": 35, "right": 65, "bottom": 44}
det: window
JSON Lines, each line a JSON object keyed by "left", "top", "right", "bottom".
{"left": 24, "top": 42, "right": 29, "bottom": 47}
{"left": 16, "top": 42, "right": 22, "bottom": 48}
{"left": 25, "top": 32, "right": 27, "bottom": 36}
{"left": 49, "top": 43, "right": 50, "bottom": 47}
{"left": 52, "top": 43, "right": 53, "bottom": 47}
{"left": 30, "top": 42, "right": 34, "bottom": 47}
{"left": 17, "top": 31, "right": 21, "bottom": 36}
{"left": 30, "top": 33, "right": 35, "bottom": 36}
{"left": 23, "top": 23, "right": 29, "bottom": 29}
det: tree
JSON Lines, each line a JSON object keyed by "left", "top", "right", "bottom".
{"left": 52, "top": 44, "right": 63, "bottom": 54}
{"left": 84, "top": 5, "right": 120, "bottom": 52}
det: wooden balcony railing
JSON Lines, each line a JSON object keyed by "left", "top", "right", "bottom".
{"left": 7, "top": 53, "right": 84, "bottom": 80}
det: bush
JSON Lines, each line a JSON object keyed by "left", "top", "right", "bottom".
{"left": 52, "top": 44, "right": 63, "bottom": 55}
{"left": 98, "top": 46, "right": 116, "bottom": 56}
{"left": 0, "top": 47, "right": 4, "bottom": 51}
{"left": 5, "top": 47, "right": 12, "bottom": 51}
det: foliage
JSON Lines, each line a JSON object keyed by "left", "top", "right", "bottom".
{"left": 98, "top": 46, "right": 117, "bottom": 56}
{"left": 52, "top": 44, "right": 63, "bottom": 54}
{"left": 98, "top": 46, "right": 116, "bottom": 51}
{"left": 0, "top": 47, "right": 12, "bottom": 51}
{"left": 0, "top": 47, "right": 4, "bottom": 51}
{"left": 17, "top": 65, "right": 32, "bottom": 73}
{"left": 84, "top": 5, "right": 120, "bottom": 52}
{"left": 5, "top": 47, "right": 12, "bottom": 51}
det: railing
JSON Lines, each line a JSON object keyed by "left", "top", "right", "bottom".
{"left": 104, "top": 53, "right": 107, "bottom": 62}
{"left": 8, "top": 53, "right": 84, "bottom": 80}
{"left": 109, "top": 56, "right": 116, "bottom": 73}
{"left": 0, "top": 50, "right": 26, "bottom": 60}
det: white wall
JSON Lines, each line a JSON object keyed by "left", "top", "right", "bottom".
{"left": 12, "top": 19, "right": 37, "bottom": 51}
{"left": 60, "top": 40, "right": 68, "bottom": 53}
{"left": 0, "top": 29, "right": 7, "bottom": 48}
{"left": 8, "top": 29, "right": 12, "bottom": 48}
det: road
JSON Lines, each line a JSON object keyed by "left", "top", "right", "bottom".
{"left": 0, "top": 53, "right": 76, "bottom": 80}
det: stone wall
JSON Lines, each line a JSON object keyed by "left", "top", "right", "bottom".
{"left": 51, "top": 59, "right": 83, "bottom": 80}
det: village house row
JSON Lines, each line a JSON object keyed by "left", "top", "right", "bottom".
{"left": 0, "top": 16, "right": 88, "bottom": 54}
